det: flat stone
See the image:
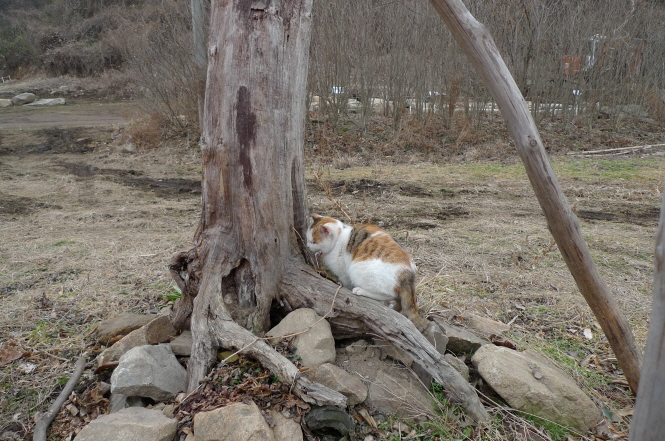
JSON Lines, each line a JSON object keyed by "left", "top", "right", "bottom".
{"left": 0, "top": 99, "right": 13, "bottom": 108}
{"left": 110, "top": 344, "right": 186, "bottom": 402}
{"left": 267, "top": 308, "right": 335, "bottom": 366}
{"left": 98, "top": 315, "right": 176, "bottom": 366}
{"left": 11, "top": 92, "right": 36, "bottom": 105}
{"left": 25, "top": 98, "right": 66, "bottom": 106}
{"left": 270, "top": 409, "right": 303, "bottom": 441}
{"left": 170, "top": 330, "right": 192, "bottom": 356}
{"left": 73, "top": 407, "right": 176, "bottom": 441}
{"left": 460, "top": 313, "right": 510, "bottom": 338}
{"left": 433, "top": 317, "right": 489, "bottom": 354}
{"left": 193, "top": 401, "right": 275, "bottom": 441}
{"left": 367, "top": 368, "right": 436, "bottom": 423}
{"left": 96, "top": 312, "right": 158, "bottom": 344}
{"left": 304, "top": 363, "right": 368, "bottom": 405}
{"left": 472, "top": 345, "right": 600, "bottom": 431}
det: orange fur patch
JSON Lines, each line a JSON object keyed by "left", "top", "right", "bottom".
{"left": 310, "top": 214, "right": 338, "bottom": 244}
{"left": 348, "top": 225, "right": 411, "bottom": 265}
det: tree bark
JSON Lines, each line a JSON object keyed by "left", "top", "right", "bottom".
{"left": 428, "top": 0, "right": 643, "bottom": 395}
{"left": 629, "top": 190, "right": 665, "bottom": 441}
{"left": 186, "top": 0, "right": 314, "bottom": 391}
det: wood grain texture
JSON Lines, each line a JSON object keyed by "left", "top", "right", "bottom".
{"left": 187, "top": 0, "right": 314, "bottom": 391}
{"left": 629, "top": 191, "right": 665, "bottom": 440}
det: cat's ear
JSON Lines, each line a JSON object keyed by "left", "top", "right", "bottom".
{"left": 311, "top": 213, "right": 322, "bottom": 222}
{"left": 319, "top": 224, "right": 330, "bottom": 236}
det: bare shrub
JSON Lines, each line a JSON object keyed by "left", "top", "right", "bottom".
{"left": 125, "top": 112, "right": 164, "bottom": 150}
{"left": 309, "top": 0, "right": 665, "bottom": 148}
{"left": 119, "top": 0, "right": 203, "bottom": 139}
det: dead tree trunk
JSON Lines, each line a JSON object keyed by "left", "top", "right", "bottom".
{"left": 428, "top": 0, "right": 643, "bottom": 395}
{"left": 170, "top": 0, "right": 489, "bottom": 420}
{"left": 628, "top": 191, "right": 665, "bottom": 440}
{"left": 178, "top": 0, "right": 324, "bottom": 398}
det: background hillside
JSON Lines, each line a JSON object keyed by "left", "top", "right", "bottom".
{"left": 1, "top": 0, "right": 665, "bottom": 141}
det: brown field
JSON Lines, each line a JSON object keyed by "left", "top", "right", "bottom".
{"left": 1, "top": 94, "right": 664, "bottom": 439}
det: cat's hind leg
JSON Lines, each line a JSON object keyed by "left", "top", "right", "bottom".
{"left": 352, "top": 287, "right": 397, "bottom": 309}
{"left": 352, "top": 286, "right": 394, "bottom": 301}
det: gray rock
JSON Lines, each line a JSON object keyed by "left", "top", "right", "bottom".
{"left": 109, "top": 394, "right": 152, "bottom": 413}
{"left": 460, "top": 313, "right": 510, "bottom": 338}
{"left": 304, "top": 405, "right": 354, "bottom": 438}
{"left": 367, "top": 368, "right": 436, "bottom": 423}
{"left": 11, "top": 92, "right": 36, "bottom": 105}
{"left": 433, "top": 317, "right": 489, "bottom": 354}
{"left": 117, "top": 143, "right": 137, "bottom": 154}
{"left": 423, "top": 322, "right": 449, "bottom": 355}
{"left": 193, "top": 401, "right": 275, "bottom": 441}
{"left": 98, "top": 315, "right": 176, "bottom": 366}
{"left": 270, "top": 409, "right": 304, "bottom": 441}
{"left": 110, "top": 344, "right": 186, "bottom": 402}
{"left": 73, "top": 407, "right": 176, "bottom": 441}
{"left": 344, "top": 339, "right": 370, "bottom": 355}
{"left": 373, "top": 338, "right": 414, "bottom": 367}
{"left": 600, "top": 104, "right": 649, "bottom": 119}
{"left": 25, "top": 97, "right": 66, "bottom": 106}
{"left": 304, "top": 363, "right": 368, "bottom": 405}
{"left": 336, "top": 336, "right": 438, "bottom": 422}
{"left": 472, "top": 345, "right": 600, "bottom": 431}
{"left": 96, "top": 312, "right": 158, "bottom": 344}
{"left": 0, "top": 99, "right": 13, "bottom": 108}
{"left": 444, "top": 353, "right": 469, "bottom": 382}
{"left": 267, "top": 308, "right": 335, "bottom": 366}
{"left": 109, "top": 393, "right": 127, "bottom": 413}
{"left": 170, "top": 330, "right": 193, "bottom": 356}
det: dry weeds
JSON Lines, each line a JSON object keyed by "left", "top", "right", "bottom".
{"left": 0, "top": 107, "right": 664, "bottom": 439}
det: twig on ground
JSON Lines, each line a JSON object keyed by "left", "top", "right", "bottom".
{"left": 33, "top": 353, "right": 87, "bottom": 441}
{"left": 566, "top": 143, "right": 665, "bottom": 156}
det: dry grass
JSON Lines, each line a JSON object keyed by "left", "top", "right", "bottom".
{"left": 1, "top": 108, "right": 664, "bottom": 439}
{"left": 306, "top": 139, "right": 664, "bottom": 439}
{"left": 0, "top": 137, "right": 201, "bottom": 436}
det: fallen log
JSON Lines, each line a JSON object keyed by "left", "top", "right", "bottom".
{"left": 567, "top": 143, "right": 665, "bottom": 156}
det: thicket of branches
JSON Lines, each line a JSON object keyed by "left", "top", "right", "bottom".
{"left": 2, "top": 0, "right": 664, "bottom": 132}
{"left": 310, "top": 0, "right": 665, "bottom": 127}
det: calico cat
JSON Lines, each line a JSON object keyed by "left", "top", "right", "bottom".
{"left": 306, "top": 213, "right": 429, "bottom": 331}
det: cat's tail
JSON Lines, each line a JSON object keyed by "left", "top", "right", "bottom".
{"left": 396, "top": 270, "right": 431, "bottom": 333}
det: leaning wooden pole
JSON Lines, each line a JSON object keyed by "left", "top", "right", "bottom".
{"left": 628, "top": 190, "right": 665, "bottom": 440}
{"left": 428, "top": 0, "right": 642, "bottom": 394}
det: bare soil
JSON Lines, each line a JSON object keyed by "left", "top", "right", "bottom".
{"left": 1, "top": 88, "right": 664, "bottom": 439}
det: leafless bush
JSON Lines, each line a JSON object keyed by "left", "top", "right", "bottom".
{"left": 309, "top": 0, "right": 665, "bottom": 135}
{"left": 118, "top": 0, "right": 205, "bottom": 138}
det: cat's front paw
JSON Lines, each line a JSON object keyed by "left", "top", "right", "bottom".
{"left": 351, "top": 287, "right": 362, "bottom": 296}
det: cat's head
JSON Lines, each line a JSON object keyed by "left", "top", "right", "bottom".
{"left": 306, "top": 213, "right": 343, "bottom": 255}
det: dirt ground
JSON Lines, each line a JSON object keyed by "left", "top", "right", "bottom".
{"left": 1, "top": 85, "right": 664, "bottom": 439}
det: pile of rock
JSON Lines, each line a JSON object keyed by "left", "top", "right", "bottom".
{"left": 69, "top": 308, "right": 600, "bottom": 440}
{"left": 0, "top": 92, "right": 66, "bottom": 108}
